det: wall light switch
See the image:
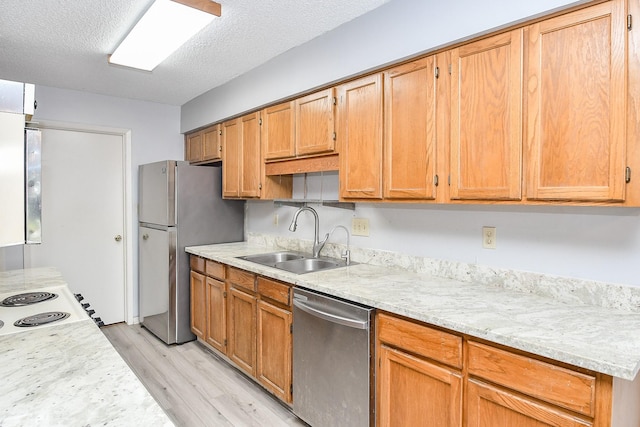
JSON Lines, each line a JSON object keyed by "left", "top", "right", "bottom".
{"left": 482, "top": 226, "right": 496, "bottom": 249}
{"left": 352, "top": 218, "right": 370, "bottom": 237}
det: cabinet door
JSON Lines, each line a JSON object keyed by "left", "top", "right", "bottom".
{"left": 240, "top": 112, "right": 262, "bottom": 198}
{"left": 262, "top": 101, "right": 295, "bottom": 161}
{"left": 228, "top": 286, "right": 257, "bottom": 376}
{"left": 384, "top": 57, "right": 438, "bottom": 200}
{"left": 378, "top": 345, "right": 462, "bottom": 427}
{"left": 205, "top": 277, "right": 227, "bottom": 354}
{"left": 202, "top": 124, "right": 222, "bottom": 162}
{"left": 222, "top": 118, "right": 241, "bottom": 198}
{"left": 525, "top": 0, "right": 626, "bottom": 202}
{"left": 466, "top": 379, "right": 593, "bottom": 427}
{"left": 186, "top": 131, "right": 203, "bottom": 163}
{"left": 256, "top": 300, "right": 292, "bottom": 403}
{"left": 338, "top": 74, "right": 384, "bottom": 199}
{"left": 190, "top": 270, "right": 206, "bottom": 339}
{"left": 450, "top": 29, "right": 523, "bottom": 201}
{"left": 296, "top": 88, "right": 336, "bottom": 156}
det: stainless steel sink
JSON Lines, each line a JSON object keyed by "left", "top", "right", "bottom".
{"left": 274, "top": 258, "right": 342, "bottom": 274}
{"left": 237, "top": 251, "right": 353, "bottom": 274}
{"left": 238, "top": 251, "right": 305, "bottom": 265}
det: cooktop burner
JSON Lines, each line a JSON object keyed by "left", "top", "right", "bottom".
{"left": 14, "top": 311, "right": 70, "bottom": 327}
{"left": 1, "top": 291, "right": 58, "bottom": 307}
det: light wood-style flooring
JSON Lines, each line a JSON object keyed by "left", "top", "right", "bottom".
{"left": 102, "top": 323, "right": 306, "bottom": 427}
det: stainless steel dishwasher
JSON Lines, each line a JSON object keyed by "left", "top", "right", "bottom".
{"left": 293, "top": 287, "right": 374, "bottom": 427}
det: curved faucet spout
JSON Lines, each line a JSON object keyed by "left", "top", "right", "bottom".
{"left": 288, "top": 206, "right": 325, "bottom": 258}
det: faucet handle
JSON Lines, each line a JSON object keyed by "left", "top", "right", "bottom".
{"left": 341, "top": 249, "right": 351, "bottom": 266}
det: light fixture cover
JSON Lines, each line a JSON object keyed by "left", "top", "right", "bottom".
{"left": 109, "top": 0, "right": 216, "bottom": 71}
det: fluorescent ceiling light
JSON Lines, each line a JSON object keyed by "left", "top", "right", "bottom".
{"left": 109, "top": 0, "right": 221, "bottom": 71}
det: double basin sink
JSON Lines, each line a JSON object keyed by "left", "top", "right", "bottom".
{"left": 237, "top": 251, "right": 353, "bottom": 274}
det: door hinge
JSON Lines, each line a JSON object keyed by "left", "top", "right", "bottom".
{"left": 448, "top": 175, "right": 451, "bottom": 186}
{"left": 224, "top": 339, "right": 227, "bottom": 346}
{"left": 290, "top": 384, "right": 293, "bottom": 395}
{"left": 219, "top": 129, "right": 222, "bottom": 136}
{"left": 434, "top": 174, "right": 439, "bottom": 186}
{"left": 332, "top": 96, "right": 337, "bottom": 105}
{"left": 448, "top": 64, "right": 452, "bottom": 75}
{"left": 626, "top": 166, "right": 632, "bottom": 183}
{"left": 332, "top": 132, "right": 337, "bottom": 141}
{"left": 258, "top": 182, "right": 263, "bottom": 190}
{"left": 290, "top": 324, "right": 293, "bottom": 334}
{"left": 435, "top": 66, "right": 440, "bottom": 79}
{"left": 628, "top": 14, "right": 633, "bottom": 30}
{"left": 223, "top": 291, "right": 227, "bottom": 298}
{"left": 259, "top": 118, "right": 263, "bottom": 125}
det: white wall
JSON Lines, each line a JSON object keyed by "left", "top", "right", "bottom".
{"left": 249, "top": 174, "right": 640, "bottom": 287}
{"left": 181, "top": 0, "right": 640, "bottom": 289}
{"left": 0, "top": 85, "right": 184, "bottom": 318}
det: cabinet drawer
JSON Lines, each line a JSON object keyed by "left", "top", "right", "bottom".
{"left": 467, "top": 341, "right": 596, "bottom": 416}
{"left": 190, "top": 255, "right": 205, "bottom": 273}
{"left": 206, "top": 260, "right": 225, "bottom": 280}
{"left": 257, "top": 277, "right": 291, "bottom": 307}
{"left": 377, "top": 312, "right": 462, "bottom": 369}
{"left": 227, "top": 266, "right": 256, "bottom": 292}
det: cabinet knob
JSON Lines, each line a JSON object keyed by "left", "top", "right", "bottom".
{"left": 115, "top": 234, "right": 122, "bottom": 242}
{"left": 142, "top": 234, "right": 149, "bottom": 240}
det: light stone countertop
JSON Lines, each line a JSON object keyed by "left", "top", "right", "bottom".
{"left": 0, "top": 267, "right": 173, "bottom": 427}
{"left": 187, "top": 241, "right": 640, "bottom": 381}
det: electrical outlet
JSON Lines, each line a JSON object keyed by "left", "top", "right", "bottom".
{"left": 352, "top": 218, "right": 370, "bottom": 237}
{"left": 482, "top": 226, "right": 496, "bottom": 249}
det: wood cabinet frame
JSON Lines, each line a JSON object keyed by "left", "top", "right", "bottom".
{"left": 376, "top": 311, "right": 613, "bottom": 426}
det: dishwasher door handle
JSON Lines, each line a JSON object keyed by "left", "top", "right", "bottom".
{"left": 293, "top": 298, "right": 368, "bottom": 329}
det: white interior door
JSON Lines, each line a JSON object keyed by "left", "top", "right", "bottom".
{"left": 23, "top": 127, "right": 125, "bottom": 325}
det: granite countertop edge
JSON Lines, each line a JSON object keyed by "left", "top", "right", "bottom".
{"left": 0, "top": 267, "right": 173, "bottom": 427}
{"left": 186, "top": 242, "right": 640, "bottom": 381}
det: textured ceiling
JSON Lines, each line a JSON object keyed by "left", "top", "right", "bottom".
{"left": 0, "top": 0, "right": 389, "bottom": 106}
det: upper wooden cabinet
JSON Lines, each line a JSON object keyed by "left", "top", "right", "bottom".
{"left": 240, "top": 112, "right": 262, "bottom": 198}
{"left": 202, "top": 0, "right": 635, "bottom": 206}
{"left": 262, "top": 88, "right": 336, "bottom": 162}
{"left": 383, "top": 56, "right": 438, "bottom": 200}
{"left": 296, "top": 87, "right": 336, "bottom": 156}
{"left": 222, "top": 112, "right": 263, "bottom": 199}
{"left": 524, "top": 0, "right": 627, "bottom": 202}
{"left": 185, "top": 124, "right": 222, "bottom": 164}
{"left": 222, "top": 118, "right": 242, "bottom": 198}
{"left": 338, "top": 73, "right": 384, "bottom": 200}
{"left": 262, "top": 101, "right": 295, "bottom": 161}
{"left": 450, "top": 29, "right": 523, "bottom": 201}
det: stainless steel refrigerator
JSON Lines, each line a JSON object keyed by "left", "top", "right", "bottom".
{"left": 138, "top": 160, "right": 244, "bottom": 344}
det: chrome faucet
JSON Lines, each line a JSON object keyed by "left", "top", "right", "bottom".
{"left": 288, "top": 206, "right": 328, "bottom": 258}
{"left": 325, "top": 225, "right": 351, "bottom": 265}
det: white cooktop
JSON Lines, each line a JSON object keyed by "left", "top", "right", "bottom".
{"left": 0, "top": 284, "right": 89, "bottom": 336}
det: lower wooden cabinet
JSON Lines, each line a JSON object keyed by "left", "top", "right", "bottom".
{"left": 376, "top": 311, "right": 613, "bottom": 427}
{"left": 205, "top": 276, "right": 227, "bottom": 353}
{"left": 189, "top": 270, "right": 206, "bottom": 339}
{"left": 256, "top": 299, "right": 292, "bottom": 403}
{"left": 377, "top": 312, "right": 463, "bottom": 426}
{"left": 228, "top": 286, "right": 257, "bottom": 376}
{"left": 378, "top": 344, "right": 462, "bottom": 426}
{"left": 466, "top": 379, "right": 593, "bottom": 427}
{"left": 189, "top": 256, "right": 293, "bottom": 405}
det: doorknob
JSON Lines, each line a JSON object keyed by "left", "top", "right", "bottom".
{"left": 115, "top": 235, "right": 122, "bottom": 242}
